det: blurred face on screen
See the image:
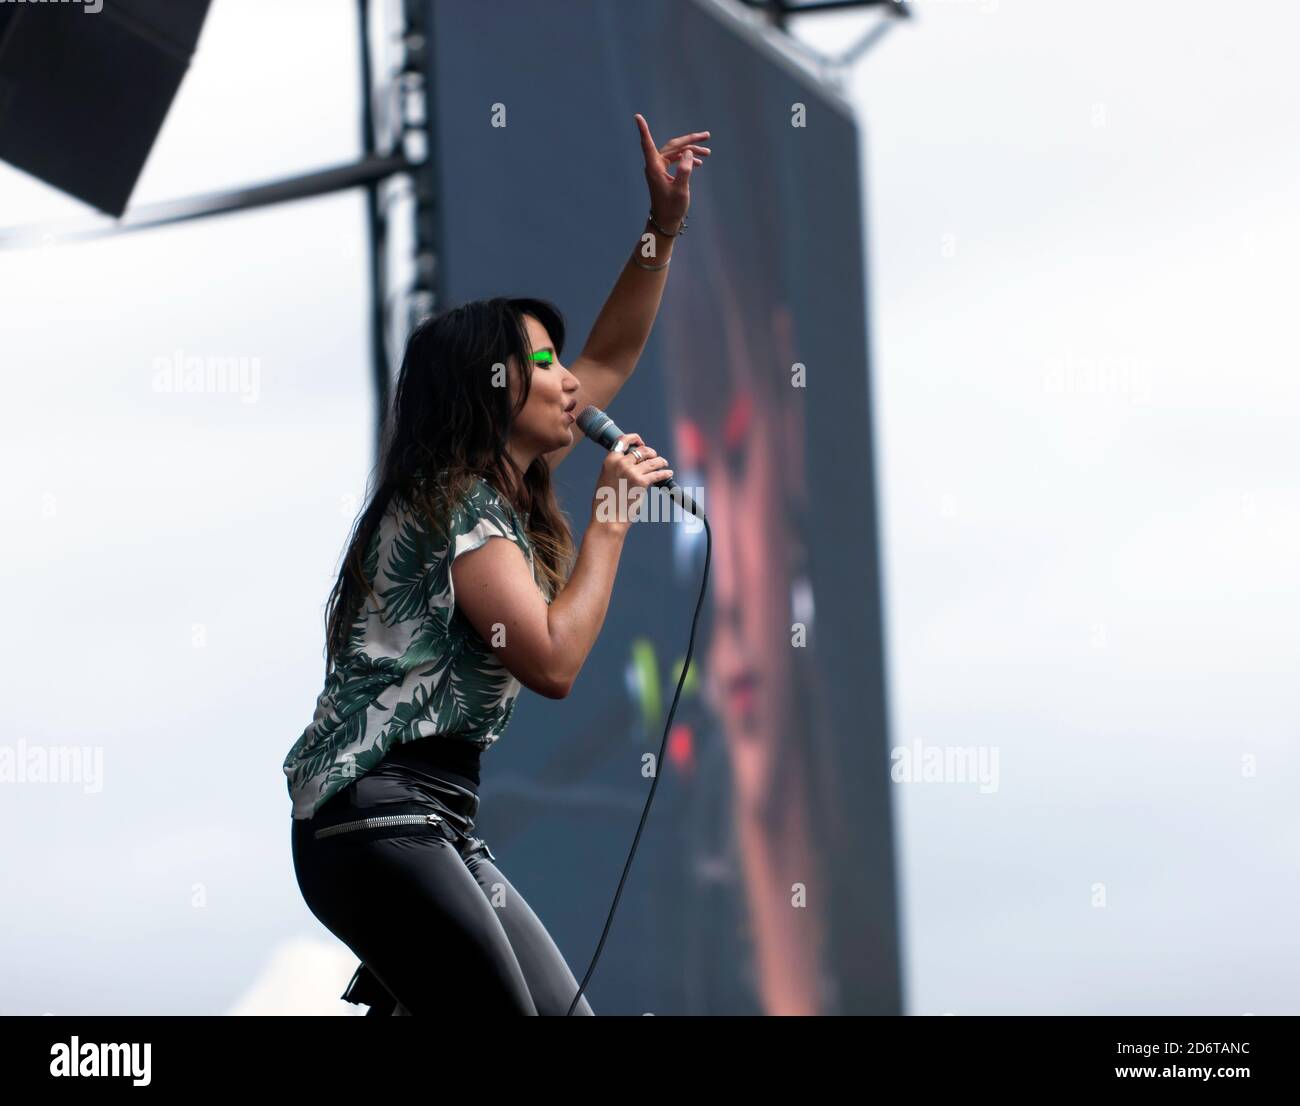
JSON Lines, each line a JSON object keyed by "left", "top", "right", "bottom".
{"left": 509, "top": 313, "right": 580, "bottom": 457}
{"left": 676, "top": 377, "right": 801, "bottom": 822}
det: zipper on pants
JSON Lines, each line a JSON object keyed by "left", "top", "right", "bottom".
{"left": 314, "top": 812, "right": 443, "bottom": 840}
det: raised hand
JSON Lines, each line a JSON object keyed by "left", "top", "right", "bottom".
{"left": 635, "top": 113, "right": 710, "bottom": 235}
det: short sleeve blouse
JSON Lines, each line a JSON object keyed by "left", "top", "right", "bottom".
{"left": 282, "top": 475, "right": 541, "bottom": 820}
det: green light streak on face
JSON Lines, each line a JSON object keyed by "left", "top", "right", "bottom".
{"left": 530, "top": 350, "right": 554, "bottom": 365}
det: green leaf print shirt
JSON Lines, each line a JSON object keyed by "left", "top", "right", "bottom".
{"left": 283, "top": 476, "right": 544, "bottom": 821}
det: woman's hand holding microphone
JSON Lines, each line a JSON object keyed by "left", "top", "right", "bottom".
{"left": 590, "top": 433, "right": 674, "bottom": 535}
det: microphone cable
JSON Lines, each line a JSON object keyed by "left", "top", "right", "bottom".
{"left": 566, "top": 500, "right": 711, "bottom": 1015}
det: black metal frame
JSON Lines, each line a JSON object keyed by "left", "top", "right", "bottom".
{"left": 0, "top": 1, "right": 420, "bottom": 457}
{"left": 736, "top": 0, "right": 911, "bottom": 29}
{"left": 0, "top": 0, "right": 903, "bottom": 455}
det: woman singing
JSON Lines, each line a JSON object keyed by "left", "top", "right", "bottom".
{"left": 283, "top": 115, "right": 709, "bottom": 1015}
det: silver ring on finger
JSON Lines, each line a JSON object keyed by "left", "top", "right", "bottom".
{"left": 630, "top": 448, "right": 644, "bottom": 462}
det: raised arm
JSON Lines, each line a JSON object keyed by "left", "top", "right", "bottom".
{"left": 542, "top": 114, "right": 710, "bottom": 473}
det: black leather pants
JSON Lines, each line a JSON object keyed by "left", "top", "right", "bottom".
{"left": 291, "top": 755, "right": 594, "bottom": 1016}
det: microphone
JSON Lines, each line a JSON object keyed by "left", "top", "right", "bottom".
{"left": 576, "top": 404, "right": 704, "bottom": 518}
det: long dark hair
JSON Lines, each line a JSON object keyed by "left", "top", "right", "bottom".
{"left": 322, "top": 296, "right": 576, "bottom": 674}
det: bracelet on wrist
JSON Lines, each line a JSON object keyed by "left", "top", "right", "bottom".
{"left": 648, "top": 208, "right": 687, "bottom": 237}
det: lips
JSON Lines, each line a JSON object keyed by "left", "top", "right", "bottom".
{"left": 727, "top": 671, "right": 758, "bottom": 716}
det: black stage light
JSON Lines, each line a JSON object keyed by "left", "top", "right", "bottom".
{"left": 0, "top": 0, "right": 212, "bottom": 216}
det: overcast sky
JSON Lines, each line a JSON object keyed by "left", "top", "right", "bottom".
{"left": 794, "top": 0, "right": 1300, "bottom": 1014}
{"left": 1, "top": 0, "right": 1296, "bottom": 1015}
